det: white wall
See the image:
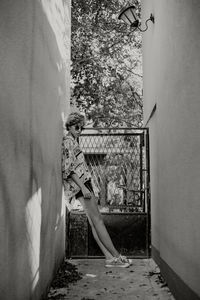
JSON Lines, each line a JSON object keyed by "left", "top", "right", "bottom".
{"left": 0, "top": 1, "right": 70, "bottom": 299}
{"left": 142, "top": 0, "right": 200, "bottom": 298}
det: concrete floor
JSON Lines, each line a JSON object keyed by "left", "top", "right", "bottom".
{"left": 48, "top": 258, "right": 175, "bottom": 300}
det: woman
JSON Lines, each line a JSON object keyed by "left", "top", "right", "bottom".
{"left": 62, "top": 112, "right": 132, "bottom": 267}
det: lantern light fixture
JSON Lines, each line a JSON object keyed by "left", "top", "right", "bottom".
{"left": 118, "top": 5, "right": 154, "bottom": 32}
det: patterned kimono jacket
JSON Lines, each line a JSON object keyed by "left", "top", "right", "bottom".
{"left": 62, "top": 132, "right": 92, "bottom": 201}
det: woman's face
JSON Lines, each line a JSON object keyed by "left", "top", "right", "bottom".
{"left": 68, "top": 122, "right": 84, "bottom": 139}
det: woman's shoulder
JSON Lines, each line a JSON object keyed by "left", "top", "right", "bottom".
{"left": 63, "top": 132, "right": 76, "bottom": 147}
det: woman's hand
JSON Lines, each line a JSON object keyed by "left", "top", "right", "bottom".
{"left": 70, "top": 173, "right": 91, "bottom": 199}
{"left": 81, "top": 186, "right": 91, "bottom": 199}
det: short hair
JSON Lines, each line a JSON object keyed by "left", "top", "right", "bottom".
{"left": 65, "top": 112, "right": 85, "bottom": 130}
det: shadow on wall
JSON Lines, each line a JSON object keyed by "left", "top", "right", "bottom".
{"left": 0, "top": 1, "right": 68, "bottom": 299}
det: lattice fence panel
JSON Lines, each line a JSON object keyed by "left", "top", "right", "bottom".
{"left": 80, "top": 128, "right": 148, "bottom": 212}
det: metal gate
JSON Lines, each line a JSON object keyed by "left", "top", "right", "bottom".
{"left": 80, "top": 128, "right": 150, "bottom": 212}
{"left": 66, "top": 128, "right": 151, "bottom": 258}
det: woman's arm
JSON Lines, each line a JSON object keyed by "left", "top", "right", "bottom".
{"left": 71, "top": 173, "right": 91, "bottom": 199}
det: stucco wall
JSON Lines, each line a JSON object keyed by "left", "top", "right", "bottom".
{"left": 142, "top": 0, "right": 200, "bottom": 298}
{"left": 0, "top": 1, "right": 70, "bottom": 299}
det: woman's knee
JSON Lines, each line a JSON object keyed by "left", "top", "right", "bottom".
{"left": 90, "top": 212, "right": 103, "bottom": 226}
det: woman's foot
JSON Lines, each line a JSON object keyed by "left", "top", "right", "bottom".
{"left": 118, "top": 254, "right": 133, "bottom": 266}
{"left": 105, "top": 256, "right": 130, "bottom": 268}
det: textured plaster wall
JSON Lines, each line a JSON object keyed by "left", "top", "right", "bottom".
{"left": 142, "top": 0, "right": 200, "bottom": 297}
{"left": 0, "top": 1, "right": 70, "bottom": 299}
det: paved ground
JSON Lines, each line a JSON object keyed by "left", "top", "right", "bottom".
{"left": 47, "top": 258, "right": 175, "bottom": 300}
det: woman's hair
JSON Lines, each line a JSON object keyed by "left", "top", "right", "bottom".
{"left": 65, "top": 112, "right": 85, "bottom": 130}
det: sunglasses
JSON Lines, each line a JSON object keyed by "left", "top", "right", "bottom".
{"left": 74, "top": 124, "right": 84, "bottom": 131}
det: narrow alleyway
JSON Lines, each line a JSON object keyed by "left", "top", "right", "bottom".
{"left": 46, "top": 258, "right": 175, "bottom": 300}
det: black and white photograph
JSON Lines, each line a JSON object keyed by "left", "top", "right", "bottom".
{"left": 0, "top": 0, "right": 200, "bottom": 299}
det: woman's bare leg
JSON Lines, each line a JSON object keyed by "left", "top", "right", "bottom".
{"left": 79, "top": 197, "right": 113, "bottom": 259}
{"left": 87, "top": 215, "right": 113, "bottom": 260}
{"left": 78, "top": 195, "right": 119, "bottom": 258}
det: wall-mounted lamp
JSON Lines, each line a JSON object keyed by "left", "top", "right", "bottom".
{"left": 118, "top": 5, "right": 154, "bottom": 32}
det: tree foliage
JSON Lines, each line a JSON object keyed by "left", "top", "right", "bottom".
{"left": 71, "top": 0, "right": 143, "bottom": 127}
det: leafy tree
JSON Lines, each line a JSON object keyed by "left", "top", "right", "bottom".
{"left": 71, "top": 0, "right": 143, "bottom": 127}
